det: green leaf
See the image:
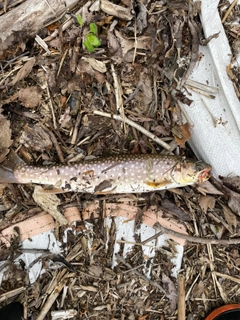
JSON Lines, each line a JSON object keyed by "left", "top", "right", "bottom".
{"left": 77, "top": 14, "right": 83, "bottom": 26}
{"left": 83, "top": 39, "right": 95, "bottom": 52}
{"left": 87, "top": 34, "right": 101, "bottom": 47}
{"left": 89, "top": 23, "right": 98, "bottom": 35}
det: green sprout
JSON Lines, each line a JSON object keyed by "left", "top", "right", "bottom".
{"left": 77, "top": 14, "right": 83, "bottom": 26}
{"left": 76, "top": 15, "right": 101, "bottom": 53}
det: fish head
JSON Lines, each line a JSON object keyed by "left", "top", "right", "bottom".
{"left": 172, "top": 159, "right": 212, "bottom": 186}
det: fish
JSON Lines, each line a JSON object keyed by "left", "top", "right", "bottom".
{"left": 0, "top": 150, "right": 211, "bottom": 194}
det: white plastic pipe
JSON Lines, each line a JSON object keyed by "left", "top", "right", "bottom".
{"left": 183, "top": 0, "right": 240, "bottom": 177}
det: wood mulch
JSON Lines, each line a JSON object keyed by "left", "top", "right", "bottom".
{"left": 0, "top": 0, "right": 240, "bottom": 319}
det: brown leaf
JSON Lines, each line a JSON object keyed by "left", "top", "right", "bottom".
{"left": 198, "top": 195, "right": 216, "bottom": 213}
{"left": 0, "top": 109, "right": 12, "bottom": 163}
{"left": 222, "top": 175, "right": 240, "bottom": 194}
{"left": 10, "top": 57, "right": 36, "bottom": 85}
{"left": 209, "top": 224, "right": 225, "bottom": 239}
{"left": 161, "top": 199, "right": 191, "bottom": 221}
{"left": 152, "top": 125, "right": 170, "bottom": 137}
{"left": 162, "top": 273, "right": 177, "bottom": 314}
{"left": 17, "top": 86, "right": 42, "bottom": 108}
{"left": 198, "top": 180, "right": 223, "bottom": 195}
{"left": 192, "top": 281, "right": 205, "bottom": 298}
{"left": 228, "top": 192, "right": 240, "bottom": 216}
{"left": 172, "top": 123, "right": 191, "bottom": 147}
{"left": 19, "top": 125, "right": 52, "bottom": 152}
{"left": 221, "top": 204, "right": 237, "bottom": 231}
{"left": 88, "top": 265, "right": 103, "bottom": 277}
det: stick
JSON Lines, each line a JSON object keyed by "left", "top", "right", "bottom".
{"left": 178, "top": 274, "right": 185, "bottom": 320}
{"left": 40, "top": 124, "right": 65, "bottom": 163}
{"left": 111, "top": 63, "right": 126, "bottom": 133}
{"left": 222, "top": 0, "right": 238, "bottom": 23}
{"left": 154, "top": 222, "right": 240, "bottom": 245}
{"left": 93, "top": 110, "right": 171, "bottom": 150}
{"left": 36, "top": 270, "right": 67, "bottom": 320}
{"left": 115, "top": 254, "right": 166, "bottom": 294}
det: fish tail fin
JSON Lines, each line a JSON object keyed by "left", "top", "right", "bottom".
{"left": 0, "top": 149, "right": 24, "bottom": 184}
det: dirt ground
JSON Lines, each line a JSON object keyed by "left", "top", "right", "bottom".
{"left": 0, "top": 0, "right": 240, "bottom": 319}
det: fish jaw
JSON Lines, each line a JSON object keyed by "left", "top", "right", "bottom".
{"left": 195, "top": 165, "right": 212, "bottom": 184}
{"left": 170, "top": 160, "right": 212, "bottom": 186}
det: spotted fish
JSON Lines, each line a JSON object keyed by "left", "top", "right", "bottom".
{"left": 0, "top": 151, "right": 211, "bottom": 194}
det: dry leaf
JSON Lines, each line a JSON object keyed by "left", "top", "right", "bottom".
{"left": 88, "top": 265, "right": 103, "bottom": 277}
{"left": 209, "top": 224, "right": 225, "bottom": 239}
{"left": 18, "top": 87, "right": 42, "bottom": 108}
{"left": 228, "top": 192, "right": 240, "bottom": 216}
{"left": 198, "top": 180, "right": 223, "bottom": 195}
{"left": 172, "top": 123, "right": 191, "bottom": 147}
{"left": 198, "top": 195, "right": 216, "bottom": 213}
{"left": 33, "top": 186, "right": 68, "bottom": 225}
{"left": 0, "top": 109, "right": 12, "bottom": 163}
{"left": 100, "top": 0, "right": 133, "bottom": 20}
{"left": 192, "top": 281, "right": 205, "bottom": 298}
{"left": 161, "top": 199, "right": 191, "bottom": 221}
{"left": 162, "top": 273, "right": 177, "bottom": 314}
{"left": 10, "top": 57, "right": 36, "bottom": 85}
{"left": 81, "top": 57, "right": 107, "bottom": 73}
{"left": 221, "top": 204, "right": 237, "bottom": 231}
{"left": 222, "top": 175, "right": 240, "bottom": 194}
{"left": 19, "top": 125, "right": 52, "bottom": 152}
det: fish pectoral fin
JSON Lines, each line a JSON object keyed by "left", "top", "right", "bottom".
{"left": 94, "top": 180, "right": 113, "bottom": 193}
{"left": 145, "top": 180, "right": 172, "bottom": 188}
{"left": 38, "top": 186, "right": 66, "bottom": 194}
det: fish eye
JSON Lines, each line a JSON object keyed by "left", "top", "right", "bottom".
{"left": 193, "top": 161, "right": 205, "bottom": 172}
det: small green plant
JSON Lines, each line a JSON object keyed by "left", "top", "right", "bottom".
{"left": 77, "top": 14, "right": 101, "bottom": 53}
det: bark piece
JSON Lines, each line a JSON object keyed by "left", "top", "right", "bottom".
{"left": 0, "top": 0, "right": 79, "bottom": 56}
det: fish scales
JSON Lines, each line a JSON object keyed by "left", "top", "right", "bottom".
{"left": 9, "top": 154, "right": 211, "bottom": 194}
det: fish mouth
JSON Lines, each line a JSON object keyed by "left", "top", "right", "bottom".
{"left": 197, "top": 166, "right": 212, "bottom": 183}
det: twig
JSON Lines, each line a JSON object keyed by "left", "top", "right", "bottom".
{"left": 117, "top": 240, "right": 153, "bottom": 247}
{"left": 124, "top": 81, "right": 143, "bottom": 105}
{"left": 154, "top": 222, "right": 240, "bottom": 245}
{"left": 221, "top": 0, "right": 238, "bottom": 23}
{"left": 176, "top": 99, "right": 194, "bottom": 128}
{"left": 185, "top": 85, "right": 216, "bottom": 99}
{"left": 35, "top": 35, "right": 51, "bottom": 54}
{"left": 207, "top": 243, "right": 218, "bottom": 298}
{"left": 0, "top": 287, "right": 26, "bottom": 303}
{"left": 111, "top": 64, "right": 126, "bottom": 133}
{"left": 178, "top": 274, "right": 185, "bottom": 320}
{"left": 93, "top": 110, "right": 171, "bottom": 150}
{"left": 36, "top": 270, "right": 68, "bottom": 320}
{"left": 185, "top": 79, "right": 218, "bottom": 94}
{"left": 45, "top": 78, "right": 57, "bottom": 129}
{"left": 140, "top": 231, "right": 162, "bottom": 245}
{"left": 70, "top": 110, "right": 82, "bottom": 145}
{"left": 57, "top": 49, "right": 69, "bottom": 76}
{"left": 171, "top": 89, "right": 194, "bottom": 127}
{"left": 213, "top": 271, "right": 240, "bottom": 285}
{"left": 115, "top": 254, "right": 166, "bottom": 294}
{"left": 40, "top": 124, "right": 65, "bottom": 163}
{"left": 133, "top": 18, "right": 137, "bottom": 63}
{"left": 181, "top": 19, "right": 199, "bottom": 86}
